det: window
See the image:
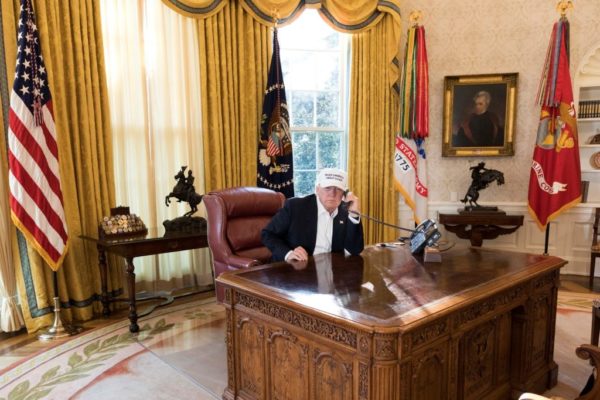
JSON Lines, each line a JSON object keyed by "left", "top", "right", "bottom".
{"left": 278, "top": 11, "right": 350, "bottom": 196}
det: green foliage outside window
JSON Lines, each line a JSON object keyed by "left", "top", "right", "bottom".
{"left": 279, "top": 10, "right": 349, "bottom": 197}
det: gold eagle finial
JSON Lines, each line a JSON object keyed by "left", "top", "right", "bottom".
{"left": 409, "top": 10, "right": 422, "bottom": 26}
{"left": 556, "top": 0, "right": 573, "bottom": 17}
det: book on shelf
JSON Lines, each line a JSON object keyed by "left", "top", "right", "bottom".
{"left": 579, "top": 100, "right": 600, "bottom": 119}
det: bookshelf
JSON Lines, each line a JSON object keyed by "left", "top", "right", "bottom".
{"left": 576, "top": 44, "right": 600, "bottom": 203}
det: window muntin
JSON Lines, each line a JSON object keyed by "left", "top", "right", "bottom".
{"left": 278, "top": 11, "right": 349, "bottom": 196}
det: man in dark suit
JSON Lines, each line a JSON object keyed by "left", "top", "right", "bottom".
{"left": 262, "top": 168, "right": 364, "bottom": 262}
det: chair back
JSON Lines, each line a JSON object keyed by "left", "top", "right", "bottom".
{"left": 204, "top": 187, "right": 285, "bottom": 301}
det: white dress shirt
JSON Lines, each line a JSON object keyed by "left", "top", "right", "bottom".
{"left": 313, "top": 197, "right": 337, "bottom": 255}
{"left": 284, "top": 197, "right": 360, "bottom": 261}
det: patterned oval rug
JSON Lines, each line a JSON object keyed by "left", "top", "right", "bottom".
{"left": 0, "top": 297, "right": 226, "bottom": 400}
{"left": 0, "top": 291, "right": 595, "bottom": 400}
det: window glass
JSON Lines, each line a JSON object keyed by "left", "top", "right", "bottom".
{"left": 318, "top": 132, "right": 342, "bottom": 168}
{"left": 290, "top": 91, "right": 314, "bottom": 127}
{"left": 292, "top": 131, "right": 317, "bottom": 170}
{"left": 279, "top": 10, "right": 349, "bottom": 197}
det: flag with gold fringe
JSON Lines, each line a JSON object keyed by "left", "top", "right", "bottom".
{"left": 257, "top": 28, "right": 294, "bottom": 198}
{"left": 394, "top": 23, "right": 429, "bottom": 224}
{"left": 528, "top": 17, "right": 581, "bottom": 229}
{"left": 8, "top": 0, "right": 69, "bottom": 271}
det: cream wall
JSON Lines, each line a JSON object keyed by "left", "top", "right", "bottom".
{"left": 399, "top": 0, "right": 600, "bottom": 202}
{"left": 396, "top": 1, "right": 600, "bottom": 277}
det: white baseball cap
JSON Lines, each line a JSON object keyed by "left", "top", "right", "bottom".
{"left": 316, "top": 168, "right": 348, "bottom": 191}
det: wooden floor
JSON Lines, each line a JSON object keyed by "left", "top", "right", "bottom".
{"left": 560, "top": 273, "right": 600, "bottom": 294}
{"left": 0, "top": 287, "right": 214, "bottom": 366}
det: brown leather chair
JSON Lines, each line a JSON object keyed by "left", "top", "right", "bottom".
{"left": 204, "top": 187, "right": 285, "bottom": 301}
{"left": 518, "top": 344, "right": 600, "bottom": 400}
{"left": 591, "top": 208, "right": 600, "bottom": 288}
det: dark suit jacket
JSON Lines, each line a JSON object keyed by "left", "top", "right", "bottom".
{"left": 261, "top": 194, "right": 364, "bottom": 262}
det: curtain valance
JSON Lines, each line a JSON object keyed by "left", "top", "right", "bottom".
{"left": 161, "top": 0, "right": 400, "bottom": 32}
{"left": 162, "top": 0, "right": 402, "bottom": 92}
{"left": 161, "top": 0, "right": 228, "bottom": 19}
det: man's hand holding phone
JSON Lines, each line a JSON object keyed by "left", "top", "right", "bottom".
{"left": 343, "top": 191, "right": 360, "bottom": 217}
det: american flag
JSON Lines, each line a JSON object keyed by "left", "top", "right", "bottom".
{"left": 8, "top": 0, "right": 68, "bottom": 271}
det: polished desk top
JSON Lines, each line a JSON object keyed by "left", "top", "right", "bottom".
{"left": 217, "top": 245, "right": 565, "bottom": 329}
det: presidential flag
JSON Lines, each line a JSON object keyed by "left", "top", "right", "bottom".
{"left": 394, "top": 24, "right": 429, "bottom": 224}
{"left": 8, "top": 0, "right": 69, "bottom": 271}
{"left": 257, "top": 28, "right": 294, "bottom": 198}
{"left": 528, "top": 18, "right": 581, "bottom": 229}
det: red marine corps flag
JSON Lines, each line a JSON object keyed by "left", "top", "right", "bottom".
{"left": 8, "top": 0, "right": 69, "bottom": 270}
{"left": 528, "top": 17, "right": 581, "bottom": 229}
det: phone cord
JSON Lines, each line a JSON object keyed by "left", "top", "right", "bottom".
{"left": 349, "top": 211, "right": 415, "bottom": 234}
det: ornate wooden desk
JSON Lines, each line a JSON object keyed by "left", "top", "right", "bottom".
{"left": 80, "top": 228, "right": 209, "bottom": 333}
{"left": 438, "top": 212, "right": 524, "bottom": 246}
{"left": 217, "top": 246, "right": 565, "bottom": 400}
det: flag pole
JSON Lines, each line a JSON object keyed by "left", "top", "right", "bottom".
{"left": 38, "top": 271, "right": 82, "bottom": 341}
{"left": 7, "top": 0, "right": 79, "bottom": 341}
{"left": 528, "top": 1, "right": 580, "bottom": 249}
{"left": 543, "top": 225, "right": 550, "bottom": 256}
{"left": 394, "top": 10, "right": 430, "bottom": 229}
{"left": 540, "top": 0, "right": 572, "bottom": 259}
{"left": 256, "top": 8, "right": 294, "bottom": 198}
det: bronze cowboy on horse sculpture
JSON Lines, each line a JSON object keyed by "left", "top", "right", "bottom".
{"left": 461, "top": 162, "right": 504, "bottom": 210}
{"left": 165, "top": 166, "right": 203, "bottom": 217}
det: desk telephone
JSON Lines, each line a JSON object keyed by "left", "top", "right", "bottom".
{"left": 409, "top": 219, "right": 442, "bottom": 254}
{"left": 341, "top": 190, "right": 441, "bottom": 255}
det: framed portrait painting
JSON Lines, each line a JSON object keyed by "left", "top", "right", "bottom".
{"left": 442, "top": 73, "right": 518, "bottom": 157}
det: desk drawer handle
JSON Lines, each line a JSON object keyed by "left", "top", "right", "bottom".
{"left": 237, "top": 317, "right": 250, "bottom": 328}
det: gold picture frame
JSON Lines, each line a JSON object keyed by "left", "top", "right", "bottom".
{"left": 442, "top": 73, "right": 518, "bottom": 157}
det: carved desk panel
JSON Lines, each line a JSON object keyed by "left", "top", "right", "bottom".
{"left": 217, "top": 246, "right": 565, "bottom": 400}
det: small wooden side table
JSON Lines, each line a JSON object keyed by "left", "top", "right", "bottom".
{"left": 438, "top": 211, "right": 524, "bottom": 247}
{"left": 80, "top": 228, "right": 209, "bottom": 333}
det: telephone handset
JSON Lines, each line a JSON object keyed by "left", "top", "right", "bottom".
{"left": 341, "top": 189, "right": 353, "bottom": 211}
{"left": 409, "top": 219, "right": 442, "bottom": 254}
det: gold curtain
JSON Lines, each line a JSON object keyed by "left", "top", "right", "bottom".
{"left": 196, "top": 2, "right": 270, "bottom": 190}
{"left": 0, "top": 0, "right": 120, "bottom": 332}
{"left": 100, "top": 0, "right": 214, "bottom": 291}
{"left": 349, "top": 15, "right": 400, "bottom": 244}
{"left": 164, "top": 0, "right": 401, "bottom": 241}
